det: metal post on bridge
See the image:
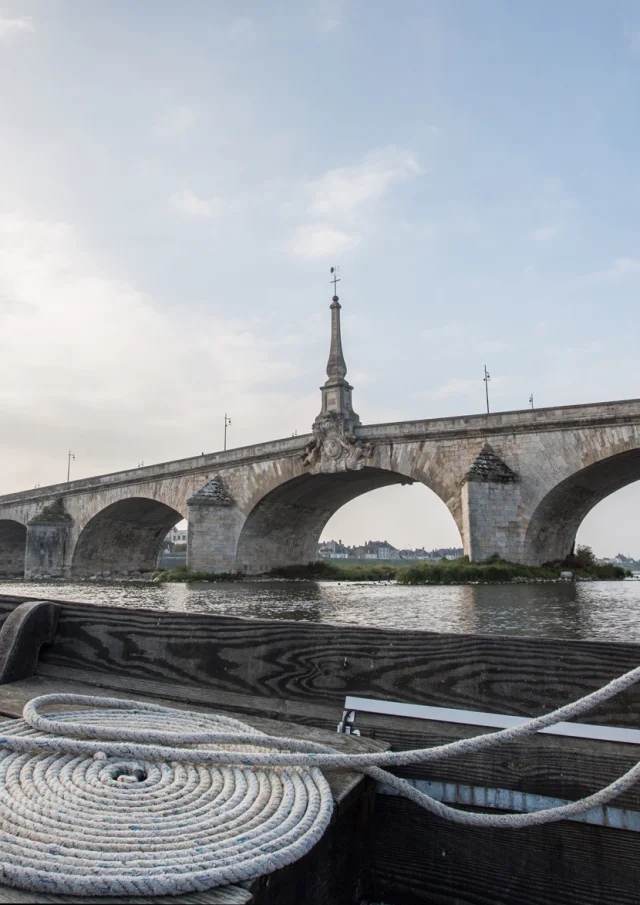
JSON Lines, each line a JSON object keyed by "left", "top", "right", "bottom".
{"left": 483, "top": 366, "right": 491, "bottom": 414}
{"left": 224, "top": 414, "right": 232, "bottom": 451}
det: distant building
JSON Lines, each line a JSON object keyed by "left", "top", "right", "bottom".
{"left": 353, "top": 540, "right": 398, "bottom": 560}
{"left": 169, "top": 526, "right": 188, "bottom": 545}
{"left": 427, "top": 547, "right": 463, "bottom": 561}
{"left": 318, "top": 539, "right": 350, "bottom": 559}
{"left": 398, "top": 548, "right": 429, "bottom": 561}
{"left": 316, "top": 540, "right": 463, "bottom": 562}
{"left": 162, "top": 525, "right": 188, "bottom": 553}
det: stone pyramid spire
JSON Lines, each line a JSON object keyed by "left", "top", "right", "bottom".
{"left": 316, "top": 268, "right": 360, "bottom": 429}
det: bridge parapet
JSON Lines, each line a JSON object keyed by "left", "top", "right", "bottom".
{"left": 358, "top": 398, "right": 640, "bottom": 441}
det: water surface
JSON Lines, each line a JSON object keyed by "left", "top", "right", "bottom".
{"left": 1, "top": 578, "right": 640, "bottom": 642}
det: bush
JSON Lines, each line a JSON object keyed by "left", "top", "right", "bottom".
{"left": 397, "top": 552, "right": 630, "bottom": 585}
{"left": 565, "top": 545, "right": 596, "bottom": 569}
{"left": 543, "top": 545, "right": 632, "bottom": 581}
{"left": 152, "top": 566, "right": 244, "bottom": 583}
{"left": 268, "top": 562, "right": 397, "bottom": 581}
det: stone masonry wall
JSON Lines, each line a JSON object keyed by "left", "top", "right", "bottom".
{"left": 461, "top": 481, "right": 524, "bottom": 563}
{"left": 187, "top": 505, "right": 246, "bottom": 573}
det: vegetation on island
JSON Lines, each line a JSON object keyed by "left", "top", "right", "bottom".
{"left": 271, "top": 545, "right": 631, "bottom": 584}
{"left": 268, "top": 561, "right": 397, "bottom": 581}
{"left": 152, "top": 565, "right": 244, "bottom": 583}
{"left": 152, "top": 546, "right": 630, "bottom": 585}
{"left": 397, "top": 546, "right": 630, "bottom": 584}
{"left": 397, "top": 547, "right": 630, "bottom": 585}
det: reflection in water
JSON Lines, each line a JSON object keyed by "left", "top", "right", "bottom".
{"left": 1, "top": 578, "right": 640, "bottom": 642}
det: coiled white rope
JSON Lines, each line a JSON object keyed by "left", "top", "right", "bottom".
{"left": 0, "top": 702, "right": 333, "bottom": 897}
{"left": 1, "top": 662, "right": 640, "bottom": 896}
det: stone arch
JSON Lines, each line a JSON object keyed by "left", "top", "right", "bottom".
{"left": 72, "top": 498, "right": 185, "bottom": 577}
{"left": 235, "top": 466, "right": 445, "bottom": 573}
{"left": 523, "top": 448, "right": 640, "bottom": 565}
{"left": 0, "top": 520, "right": 27, "bottom": 577}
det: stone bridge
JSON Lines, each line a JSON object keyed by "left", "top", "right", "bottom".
{"left": 1, "top": 290, "right": 639, "bottom": 578}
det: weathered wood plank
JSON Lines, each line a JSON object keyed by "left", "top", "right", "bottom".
{"left": 0, "top": 601, "right": 60, "bottom": 683}
{"left": 16, "top": 596, "right": 640, "bottom": 727}
{"left": 371, "top": 795, "right": 640, "bottom": 905}
{"left": 353, "top": 711, "right": 640, "bottom": 810}
{"left": 34, "top": 663, "right": 339, "bottom": 724}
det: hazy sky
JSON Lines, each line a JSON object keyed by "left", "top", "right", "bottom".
{"left": 1, "top": 1, "right": 640, "bottom": 556}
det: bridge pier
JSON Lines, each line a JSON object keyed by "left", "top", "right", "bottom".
{"left": 25, "top": 500, "right": 71, "bottom": 579}
{"left": 460, "top": 444, "right": 523, "bottom": 563}
{"left": 187, "top": 479, "right": 244, "bottom": 574}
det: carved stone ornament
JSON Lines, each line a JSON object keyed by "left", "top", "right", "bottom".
{"left": 301, "top": 418, "right": 374, "bottom": 475}
{"left": 187, "top": 476, "right": 234, "bottom": 507}
{"left": 464, "top": 443, "right": 518, "bottom": 485}
{"left": 28, "top": 497, "right": 71, "bottom": 525}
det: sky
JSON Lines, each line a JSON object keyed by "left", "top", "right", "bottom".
{"left": 1, "top": 0, "right": 640, "bottom": 556}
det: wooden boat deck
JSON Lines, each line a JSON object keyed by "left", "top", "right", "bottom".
{"left": 1, "top": 593, "right": 640, "bottom": 904}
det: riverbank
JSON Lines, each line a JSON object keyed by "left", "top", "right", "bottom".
{"left": 152, "top": 549, "right": 631, "bottom": 585}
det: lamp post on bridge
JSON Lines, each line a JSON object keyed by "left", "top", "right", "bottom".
{"left": 224, "top": 414, "right": 232, "bottom": 451}
{"left": 483, "top": 366, "right": 491, "bottom": 414}
{"left": 529, "top": 393, "right": 534, "bottom": 410}
{"left": 67, "top": 451, "right": 75, "bottom": 483}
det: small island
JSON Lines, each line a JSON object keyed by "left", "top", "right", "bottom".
{"left": 152, "top": 546, "right": 630, "bottom": 584}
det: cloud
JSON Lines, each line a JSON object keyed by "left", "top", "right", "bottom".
{"left": 420, "top": 375, "right": 507, "bottom": 402}
{"left": 0, "top": 14, "right": 34, "bottom": 40}
{"left": 227, "top": 17, "right": 254, "bottom": 37}
{"left": 0, "top": 209, "right": 315, "bottom": 493}
{"left": 627, "top": 31, "right": 640, "bottom": 53}
{"left": 604, "top": 257, "right": 640, "bottom": 276}
{"left": 152, "top": 105, "right": 196, "bottom": 139}
{"left": 169, "top": 189, "right": 227, "bottom": 219}
{"left": 308, "top": 146, "right": 420, "bottom": 221}
{"left": 309, "top": 0, "right": 348, "bottom": 32}
{"left": 285, "top": 225, "right": 360, "bottom": 260}
{"left": 579, "top": 257, "right": 640, "bottom": 283}
{"left": 527, "top": 224, "right": 558, "bottom": 242}
{"left": 285, "top": 146, "right": 420, "bottom": 259}
{"left": 422, "top": 378, "right": 482, "bottom": 400}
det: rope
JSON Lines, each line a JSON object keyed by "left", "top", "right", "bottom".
{"left": 1, "top": 662, "right": 640, "bottom": 896}
{"left": 0, "top": 704, "right": 333, "bottom": 897}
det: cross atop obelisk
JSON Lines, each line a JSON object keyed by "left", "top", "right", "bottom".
{"left": 330, "top": 265, "right": 340, "bottom": 296}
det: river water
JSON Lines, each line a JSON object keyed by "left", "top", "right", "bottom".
{"left": 1, "top": 578, "right": 640, "bottom": 642}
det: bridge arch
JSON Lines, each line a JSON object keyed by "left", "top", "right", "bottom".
{"left": 72, "top": 497, "right": 184, "bottom": 577}
{"left": 235, "top": 466, "right": 454, "bottom": 573}
{"left": 523, "top": 448, "right": 640, "bottom": 565}
{"left": 0, "top": 519, "right": 27, "bottom": 577}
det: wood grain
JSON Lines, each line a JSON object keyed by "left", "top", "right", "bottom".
{"left": 371, "top": 795, "right": 640, "bottom": 905}
{"left": 9, "top": 595, "right": 640, "bottom": 728}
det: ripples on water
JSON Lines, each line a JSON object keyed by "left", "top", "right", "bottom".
{"left": 1, "top": 578, "right": 640, "bottom": 642}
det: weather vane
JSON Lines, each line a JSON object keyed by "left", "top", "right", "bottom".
{"left": 330, "top": 265, "right": 340, "bottom": 298}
